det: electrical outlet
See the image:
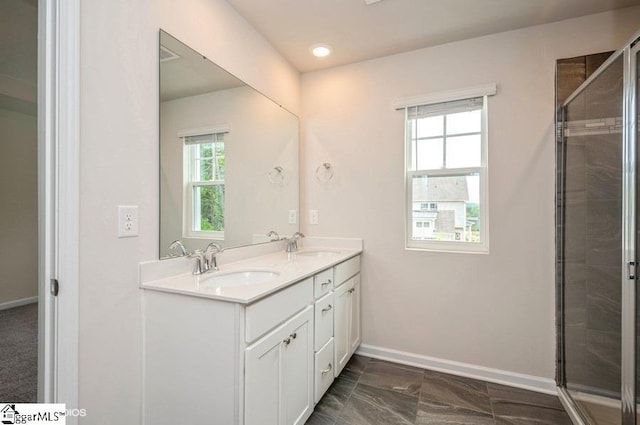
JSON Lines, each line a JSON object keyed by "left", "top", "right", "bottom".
{"left": 310, "top": 209, "right": 319, "bottom": 225}
{"left": 118, "top": 205, "right": 139, "bottom": 238}
{"left": 288, "top": 209, "right": 297, "bottom": 224}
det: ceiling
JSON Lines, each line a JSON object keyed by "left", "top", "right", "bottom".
{"left": 160, "top": 31, "right": 245, "bottom": 102}
{"left": 226, "top": 0, "right": 640, "bottom": 73}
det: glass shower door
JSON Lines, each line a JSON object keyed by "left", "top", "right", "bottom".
{"left": 561, "top": 54, "right": 624, "bottom": 424}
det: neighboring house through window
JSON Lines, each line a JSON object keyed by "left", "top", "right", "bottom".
{"left": 182, "top": 127, "right": 228, "bottom": 240}
{"left": 397, "top": 84, "right": 495, "bottom": 253}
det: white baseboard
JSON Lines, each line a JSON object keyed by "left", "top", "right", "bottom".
{"left": 356, "top": 344, "right": 557, "bottom": 396}
{"left": 0, "top": 296, "right": 38, "bottom": 311}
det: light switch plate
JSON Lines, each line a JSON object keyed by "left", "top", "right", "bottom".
{"left": 118, "top": 205, "right": 139, "bottom": 238}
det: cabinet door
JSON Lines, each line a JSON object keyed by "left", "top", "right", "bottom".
{"left": 245, "top": 306, "right": 313, "bottom": 425}
{"left": 282, "top": 306, "right": 314, "bottom": 425}
{"left": 334, "top": 278, "right": 353, "bottom": 376}
{"left": 349, "top": 275, "right": 361, "bottom": 355}
{"left": 245, "top": 323, "right": 286, "bottom": 425}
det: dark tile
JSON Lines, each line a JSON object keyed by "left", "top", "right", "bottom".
{"left": 584, "top": 55, "right": 623, "bottom": 120}
{"left": 494, "top": 412, "right": 572, "bottom": 425}
{"left": 585, "top": 198, "right": 621, "bottom": 267}
{"left": 315, "top": 376, "right": 358, "bottom": 419}
{"left": 564, "top": 262, "right": 586, "bottom": 328}
{"left": 587, "top": 330, "right": 621, "bottom": 394}
{"left": 563, "top": 194, "right": 586, "bottom": 263}
{"left": 358, "top": 359, "right": 424, "bottom": 396}
{"left": 586, "top": 264, "right": 621, "bottom": 333}
{"left": 585, "top": 134, "right": 622, "bottom": 201}
{"left": 586, "top": 52, "right": 614, "bottom": 78}
{"left": 488, "top": 384, "right": 571, "bottom": 425}
{"left": 306, "top": 412, "right": 336, "bottom": 425}
{"left": 564, "top": 323, "right": 587, "bottom": 372}
{"left": 416, "top": 398, "right": 495, "bottom": 425}
{"left": 556, "top": 56, "right": 586, "bottom": 107}
{"left": 564, "top": 138, "right": 586, "bottom": 194}
{"left": 336, "top": 383, "right": 418, "bottom": 425}
{"left": 487, "top": 384, "right": 564, "bottom": 410}
{"left": 420, "top": 370, "right": 492, "bottom": 415}
{"left": 341, "top": 355, "right": 370, "bottom": 382}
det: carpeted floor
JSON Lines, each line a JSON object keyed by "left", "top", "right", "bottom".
{"left": 0, "top": 303, "right": 38, "bottom": 402}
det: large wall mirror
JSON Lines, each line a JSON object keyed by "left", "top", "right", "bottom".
{"left": 159, "top": 30, "right": 299, "bottom": 259}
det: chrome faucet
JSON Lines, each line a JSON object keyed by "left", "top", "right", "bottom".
{"left": 286, "top": 232, "right": 305, "bottom": 253}
{"left": 267, "top": 230, "right": 281, "bottom": 241}
{"left": 168, "top": 240, "right": 188, "bottom": 257}
{"left": 188, "top": 250, "right": 206, "bottom": 275}
{"left": 204, "top": 242, "right": 224, "bottom": 272}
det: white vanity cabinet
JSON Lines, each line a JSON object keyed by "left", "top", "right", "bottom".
{"left": 142, "top": 253, "right": 361, "bottom": 425}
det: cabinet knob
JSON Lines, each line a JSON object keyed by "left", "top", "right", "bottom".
{"left": 348, "top": 288, "right": 355, "bottom": 294}
{"left": 321, "top": 363, "right": 333, "bottom": 376}
{"left": 321, "top": 304, "right": 333, "bottom": 313}
{"left": 291, "top": 332, "right": 297, "bottom": 339}
{"left": 283, "top": 337, "right": 291, "bottom": 345}
{"left": 321, "top": 280, "right": 332, "bottom": 287}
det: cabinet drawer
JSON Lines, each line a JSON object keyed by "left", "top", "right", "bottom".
{"left": 314, "top": 338, "right": 335, "bottom": 404}
{"left": 314, "top": 268, "right": 334, "bottom": 299}
{"left": 245, "top": 278, "right": 313, "bottom": 343}
{"left": 314, "top": 292, "right": 334, "bottom": 351}
{"left": 334, "top": 255, "right": 360, "bottom": 287}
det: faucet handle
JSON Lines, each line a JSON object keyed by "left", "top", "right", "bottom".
{"left": 204, "top": 242, "right": 223, "bottom": 272}
{"left": 168, "top": 240, "right": 189, "bottom": 257}
{"left": 267, "top": 230, "right": 280, "bottom": 241}
{"left": 188, "top": 249, "right": 208, "bottom": 275}
{"left": 286, "top": 232, "right": 305, "bottom": 253}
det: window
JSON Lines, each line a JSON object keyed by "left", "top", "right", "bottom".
{"left": 183, "top": 131, "right": 226, "bottom": 239}
{"left": 401, "top": 87, "right": 492, "bottom": 253}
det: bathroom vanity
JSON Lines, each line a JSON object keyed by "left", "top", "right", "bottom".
{"left": 140, "top": 240, "right": 361, "bottom": 425}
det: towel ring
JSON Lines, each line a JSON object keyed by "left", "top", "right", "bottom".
{"left": 315, "top": 162, "right": 334, "bottom": 183}
{"left": 268, "top": 166, "right": 285, "bottom": 185}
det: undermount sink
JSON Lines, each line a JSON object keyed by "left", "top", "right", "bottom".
{"left": 296, "top": 250, "right": 340, "bottom": 257}
{"left": 199, "top": 270, "right": 279, "bottom": 288}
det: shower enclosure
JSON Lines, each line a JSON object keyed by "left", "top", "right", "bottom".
{"left": 557, "top": 32, "right": 640, "bottom": 425}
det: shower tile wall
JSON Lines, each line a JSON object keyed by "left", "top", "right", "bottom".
{"left": 557, "top": 51, "right": 622, "bottom": 397}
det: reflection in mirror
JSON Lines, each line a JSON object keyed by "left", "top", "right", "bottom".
{"left": 159, "top": 30, "right": 299, "bottom": 259}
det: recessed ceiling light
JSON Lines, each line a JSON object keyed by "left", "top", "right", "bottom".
{"left": 311, "top": 44, "right": 332, "bottom": 58}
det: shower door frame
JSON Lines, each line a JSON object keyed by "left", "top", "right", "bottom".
{"left": 556, "top": 30, "right": 640, "bottom": 425}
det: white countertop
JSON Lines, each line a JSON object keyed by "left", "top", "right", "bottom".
{"left": 140, "top": 245, "right": 361, "bottom": 304}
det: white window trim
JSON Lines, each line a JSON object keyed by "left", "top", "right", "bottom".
{"left": 393, "top": 83, "right": 496, "bottom": 110}
{"left": 181, "top": 127, "right": 228, "bottom": 241}
{"left": 400, "top": 86, "right": 495, "bottom": 254}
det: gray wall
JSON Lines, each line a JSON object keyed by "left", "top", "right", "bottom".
{"left": 0, "top": 108, "right": 37, "bottom": 305}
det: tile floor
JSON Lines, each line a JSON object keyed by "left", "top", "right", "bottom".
{"left": 306, "top": 355, "right": 572, "bottom": 425}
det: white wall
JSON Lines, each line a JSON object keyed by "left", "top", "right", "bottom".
{"left": 78, "top": 0, "right": 299, "bottom": 423}
{"left": 300, "top": 8, "right": 640, "bottom": 381}
{"left": 0, "top": 108, "right": 37, "bottom": 305}
{"left": 160, "top": 86, "right": 298, "bottom": 254}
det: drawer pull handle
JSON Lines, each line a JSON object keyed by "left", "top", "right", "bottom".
{"left": 283, "top": 337, "right": 291, "bottom": 345}
{"left": 321, "top": 304, "right": 333, "bottom": 313}
{"left": 291, "top": 332, "right": 297, "bottom": 340}
{"left": 321, "top": 279, "right": 332, "bottom": 287}
{"left": 321, "top": 363, "right": 333, "bottom": 376}
{"left": 348, "top": 288, "right": 355, "bottom": 294}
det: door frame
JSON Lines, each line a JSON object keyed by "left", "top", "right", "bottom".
{"left": 38, "top": 0, "right": 80, "bottom": 416}
{"left": 622, "top": 39, "right": 639, "bottom": 425}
